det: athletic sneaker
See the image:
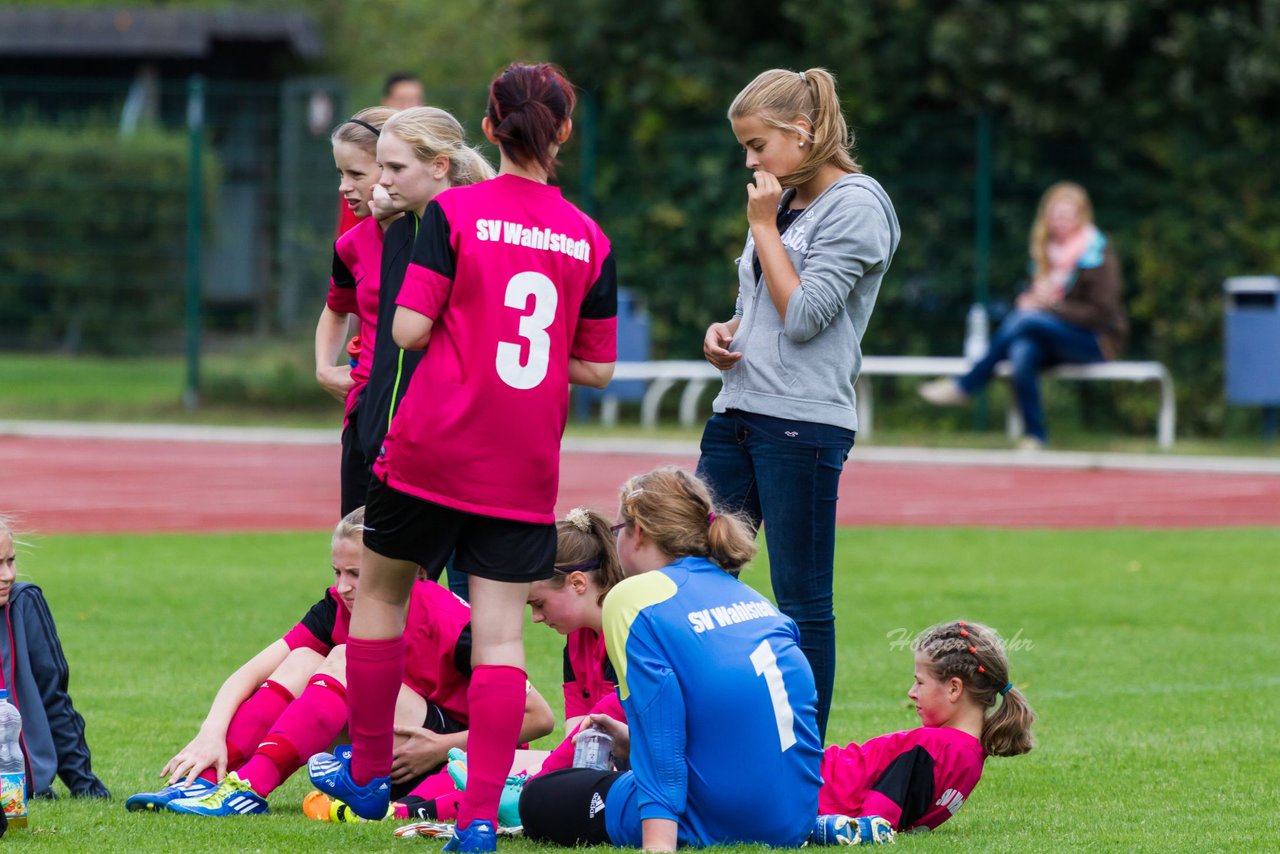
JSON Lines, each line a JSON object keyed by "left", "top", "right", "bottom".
{"left": 445, "top": 750, "right": 526, "bottom": 828}
{"left": 394, "top": 819, "right": 458, "bottom": 839}
{"left": 125, "top": 777, "right": 217, "bottom": 812}
{"left": 307, "top": 750, "right": 390, "bottom": 821}
{"left": 302, "top": 789, "right": 395, "bottom": 822}
{"left": 445, "top": 748, "right": 468, "bottom": 789}
{"left": 917, "top": 378, "right": 970, "bottom": 406}
{"left": 808, "top": 814, "right": 895, "bottom": 846}
{"left": 443, "top": 818, "right": 497, "bottom": 853}
{"left": 165, "top": 772, "right": 268, "bottom": 817}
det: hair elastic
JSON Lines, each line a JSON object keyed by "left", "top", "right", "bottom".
{"left": 798, "top": 71, "right": 808, "bottom": 84}
{"left": 565, "top": 507, "right": 592, "bottom": 532}
{"left": 707, "top": 511, "right": 716, "bottom": 525}
{"left": 554, "top": 560, "right": 600, "bottom": 573}
{"left": 1000, "top": 682, "right": 1012, "bottom": 696}
{"left": 345, "top": 117, "right": 380, "bottom": 137}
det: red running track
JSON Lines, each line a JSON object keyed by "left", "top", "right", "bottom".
{"left": 2, "top": 435, "right": 1279, "bottom": 534}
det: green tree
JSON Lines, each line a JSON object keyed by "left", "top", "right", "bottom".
{"left": 528, "top": 0, "right": 1280, "bottom": 435}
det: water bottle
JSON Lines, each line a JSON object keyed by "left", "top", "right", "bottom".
{"left": 571, "top": 726, "right": 614, "bottom": 772}
{"left": 346, "top": 335, "right": 362, "bottom": 368}
{"left": 0, "top": 689, "right": 26, "bottom": 829}
{"left": 964, "top": 303, "right": 989, "bottom": 363}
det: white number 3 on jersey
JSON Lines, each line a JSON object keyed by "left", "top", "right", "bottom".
{"left": 496, "top": 271, "right": 559, "bottom": 390}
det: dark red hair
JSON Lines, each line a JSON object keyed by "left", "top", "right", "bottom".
{"left": 486, "top": 63, "right": 576, "bottom": 178}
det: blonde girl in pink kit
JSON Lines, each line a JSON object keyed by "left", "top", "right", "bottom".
{"left": 309, "top": 62, "right": 617, "bottom": 851}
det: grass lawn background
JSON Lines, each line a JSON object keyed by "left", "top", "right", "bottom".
{"left": 4, "top": 526, "right": 1276, "bottom": 851}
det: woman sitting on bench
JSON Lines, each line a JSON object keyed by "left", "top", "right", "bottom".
{"left": 918, "top": 181, "right": 1128, "bottom": 449}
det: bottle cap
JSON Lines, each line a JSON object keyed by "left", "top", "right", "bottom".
{"left": 0, "top": 689, "right": 7, "bottom": 700}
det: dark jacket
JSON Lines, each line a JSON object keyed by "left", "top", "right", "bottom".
{"left": 1048, "top": 239, "right": 1128, "bottom": 360}
{"left": 1, "top": 582, "right": 108, "bottom": 799}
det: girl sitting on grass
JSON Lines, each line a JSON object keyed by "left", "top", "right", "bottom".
{"left": 0, "top": 515, "right": 109, "bottom": 801}
{"left": 125, "top": 507, "right": 552, "bottom": 816}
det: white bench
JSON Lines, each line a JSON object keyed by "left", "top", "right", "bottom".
{"left": 599, "top": 356, "right": 1176, "bottom": 449}
{"left": 603, "top": 361, "right": 719, "bottom": 429}
{"left": 853, "top": 356, "right": 1176, "bottom": 449}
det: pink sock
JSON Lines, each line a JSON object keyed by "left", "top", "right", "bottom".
{"left": 434, "top": 791, "right": 463, "bottom": 821}
{"left": 223, "top": 680, "right": 295, "bottom": 775}
{"left": 237, "top": 674, "right": 348, "bottom": 797}
{"left": 456, "top": 665, "right": 526, "bottom": 829}
{"left": 539, "top": 718, "right": 585, "bottom": 776}
{"left": 347, "top": 635, "right": 404, "bottom": 785}
{"left": 393, "top": 789, "right": 461, "bottom": 821}
{"left": 539, "top": 692, "right": 625, "bottom": 777}
{"left": 405, "top": 767, "right": 461, "bottom": 802}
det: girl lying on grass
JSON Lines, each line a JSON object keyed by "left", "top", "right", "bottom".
{"left": 812, "top": 620, "right": 1036, "bottom": 840}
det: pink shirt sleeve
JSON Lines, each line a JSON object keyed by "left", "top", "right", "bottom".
{"left": 282, "top": 623, "right": 331, "bottom": 655}
{"left": 397, "top": 262, "right": 453, "bottom": 320}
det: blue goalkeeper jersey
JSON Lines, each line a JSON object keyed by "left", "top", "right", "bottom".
{"left": 601, "top": 556, "right": 822, "bottom": 847}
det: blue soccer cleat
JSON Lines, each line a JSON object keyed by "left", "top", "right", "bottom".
{"left": 442, "top": 818, "right": 498, "bottom": 853}
{"left": 809, "top": 814, "right": 895, "bottom": 846}
{"left": 307, "top": 750, "right": 390, "bottom": 821}
{"left": 165, "top": 772, "right": 268, "bottom": 816}
{"left": 125, "top": 776, "right": 217, "bottom": 812}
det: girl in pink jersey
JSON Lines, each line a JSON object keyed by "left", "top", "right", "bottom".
{"left": 532, "top": 508, "right": 625, "bottom": 733}
{"left": 812, "top": 620, "right": 1036, "bottom": 842}
{"left": 126, "top": 508, "right": 554, "bottom": 817}
{"left": 309, "top": 64, "right": 618, "bottom": 851}
{"left": 315, "top": 106, "right": 397, "bottom": 517}
{"left": 317, "top": 106, "right": 496, "bottom": 518}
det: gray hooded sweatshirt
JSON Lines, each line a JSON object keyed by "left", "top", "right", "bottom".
{"left": 712, "top": 173, "right": 900, "bottom": 432}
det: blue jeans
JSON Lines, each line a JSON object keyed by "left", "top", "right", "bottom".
{"left": 696, "top": 410, "right": 855, "bottom": 741}
{"left": 958, "top": 310, "right": 1105, "bottom": 441}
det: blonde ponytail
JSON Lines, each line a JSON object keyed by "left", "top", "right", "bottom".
{"left": 728, "top": 67, "right": 860, "bottom": 188}
{"left": 617, "top": 466, "right": 757, "bottom": 572}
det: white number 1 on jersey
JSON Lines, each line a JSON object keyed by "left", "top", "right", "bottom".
{"left": 751, "top": 639, "right": 797, "bottom": 752}
{"left": 496, "top": 271, "right": 559, "bottom": 390}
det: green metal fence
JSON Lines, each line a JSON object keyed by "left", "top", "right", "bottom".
{"left": 0, "top": 74, "right": 345, "bottom": 361}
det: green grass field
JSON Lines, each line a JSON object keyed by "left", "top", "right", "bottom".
{"left": 6, "top": 526, "right": 1277, "bottom": 851}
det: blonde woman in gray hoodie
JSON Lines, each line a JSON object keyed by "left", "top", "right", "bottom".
{"left": 698, "top": 68, "right": 900, "bottom": 742}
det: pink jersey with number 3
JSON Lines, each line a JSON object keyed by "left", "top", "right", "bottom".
{"left": 375, "top": 174, "right": 618, "bottom": 523}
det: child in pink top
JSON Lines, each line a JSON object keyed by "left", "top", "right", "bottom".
{"left": 814, "top": 620, "right": 1036, "bottom": 839}
{"left": 126, "top": 508, "right": 554, "bottom": 816}
{"left": 314, "top": 107, "right": 396, "bottom": 517}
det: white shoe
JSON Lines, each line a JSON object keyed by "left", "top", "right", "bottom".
{"left": 917, "top": 378, "right": 970, "bottom": 406}
{"left": 1017, "top": 437, "right": 1045, "bottom": 452}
